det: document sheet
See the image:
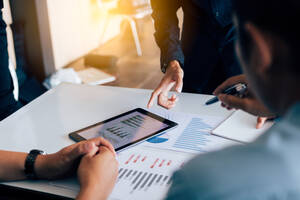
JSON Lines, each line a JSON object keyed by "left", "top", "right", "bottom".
{"left": 50, "top": 146, "right": 194, "bottom": 200}
{"left": 212, "top": 110, "right": 274, "bottom": 143}
{"left": 144, "top": 108, "right": 239, "bottom": 154}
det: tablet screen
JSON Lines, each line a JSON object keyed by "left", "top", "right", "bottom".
{"left": 71, "top": 109, "right": 177, "bottom": 151}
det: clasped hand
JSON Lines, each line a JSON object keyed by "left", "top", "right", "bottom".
{"left": 35, "top": 137, "right": 118, "bottom": 200}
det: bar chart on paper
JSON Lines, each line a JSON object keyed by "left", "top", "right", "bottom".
{"left": 109, "top": 147, "right": 193, "bottom": 200}
{"left": 173, "top": 117, "right": 222, "bottom": 153}
{"left": 145, "top": 110, "right": 238, "bottom": 154}
{"left": 49, "top": 146, "right": 193, "bottom": 200}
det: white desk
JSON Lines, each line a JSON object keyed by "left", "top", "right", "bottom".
{"left": 0, "top": 83, "right": 232, "bottom": 198}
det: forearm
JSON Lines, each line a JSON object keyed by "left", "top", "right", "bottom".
{"left": 151, "top": 0, "right": 184, "bottom": 68}
{"left": 0, "top": 150, "right": 27, "bottom": 181}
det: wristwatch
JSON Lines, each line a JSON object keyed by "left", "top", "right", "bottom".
{"left": 24, "top": 149, "right": 45, "bottom": 180}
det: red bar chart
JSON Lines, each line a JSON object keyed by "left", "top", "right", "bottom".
{"left": 110, "top": 147, "right": 192, "bottom": 200}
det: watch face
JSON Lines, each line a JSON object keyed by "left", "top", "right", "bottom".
{"left": 30, "top": 149, "right": 45, "bottom": 155}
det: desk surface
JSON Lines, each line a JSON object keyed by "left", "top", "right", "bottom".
{"left": 0, "top": 83, "right": 232, "bottom": 198}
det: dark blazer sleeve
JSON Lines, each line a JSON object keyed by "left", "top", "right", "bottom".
{"left": 151, "top": 0, "right": 184, "bottom": 71}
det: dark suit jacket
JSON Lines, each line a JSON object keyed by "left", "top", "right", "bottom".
{"left": 151, "top": 0, "right": 241, "bottom": 94}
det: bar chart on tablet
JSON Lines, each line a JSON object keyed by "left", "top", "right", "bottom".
{"left": 78, "top": 111, "right": 169, "bottom": 149}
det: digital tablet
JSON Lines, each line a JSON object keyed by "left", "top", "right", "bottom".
{"left": 69, "top": 108, "right": 178, "bottom": 152}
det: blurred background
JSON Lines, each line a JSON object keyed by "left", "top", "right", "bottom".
{"left": 6, "top": 0, "right": 183, "bottom": 90}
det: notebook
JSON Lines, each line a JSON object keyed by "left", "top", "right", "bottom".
{"left": 212, "top": 110, "right": 274, "bottom": 143}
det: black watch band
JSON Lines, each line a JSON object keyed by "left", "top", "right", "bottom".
{"left": 24, "top": 149, "right": 44, "bottom": 180}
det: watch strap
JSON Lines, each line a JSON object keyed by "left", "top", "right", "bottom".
{"left": 24, "top": 149, "right": 43, "bottom": 180}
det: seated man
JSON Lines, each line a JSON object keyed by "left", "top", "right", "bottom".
{"left": 0, "top": 137, "right": 118, "bottom": 200}
{"left": 164, "top": 0, "right": 300, "bottom": 199}
{"left": 1, "top": 5, "right": 118, "bottom": 199}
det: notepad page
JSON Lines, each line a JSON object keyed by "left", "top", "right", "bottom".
{"left": 212, "top": 110, "right": 274, "bottom": 143}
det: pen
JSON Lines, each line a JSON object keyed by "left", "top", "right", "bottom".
{"left": 205, "top": 83, "right": 247, "bottom": 105}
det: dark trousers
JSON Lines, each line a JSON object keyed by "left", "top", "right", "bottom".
{"left": 181, "top": 10, "right": 242, "bottom": 94}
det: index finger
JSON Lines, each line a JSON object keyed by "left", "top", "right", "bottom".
{"left": 147, "top": 87, "right": 163, "bottom": 108}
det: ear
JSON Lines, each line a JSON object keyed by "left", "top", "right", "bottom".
{"left": 244, "top": 23, "right": 272, "bottom": 74}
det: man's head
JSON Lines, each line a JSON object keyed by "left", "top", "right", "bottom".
{"left": 233, "top": 0, "right": 300, "bottom": 115}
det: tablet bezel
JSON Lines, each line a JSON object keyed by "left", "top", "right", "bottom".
{"left": 69, "top": 108, "right": 178, "bottom": 152}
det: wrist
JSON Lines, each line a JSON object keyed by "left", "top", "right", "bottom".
{"left": 34, "top": 154, "right": 48, "bottom": 179}
{"left": 34, "top": 154, "right": 56, "bottom": 180}
{"left": 24, "top": 149, "right": 45, "bottom": 180}
{"left": 169, "top": 60, "right": 180, "bottom": 69}
{"left": 162, "top": 60, "right": 182, "bottom": 73}
{"left": 169, "top": 60, "right": 180, "bottom": 66}
{"left": 166, "top": 60, "right": 183, "bottom": 74}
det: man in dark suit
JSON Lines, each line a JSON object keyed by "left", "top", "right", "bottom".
{"left": 148, "top": 0, "right": 242, "bottom": 109}
{"left": 0, "top": 1, "right": 23, "bottom": 120}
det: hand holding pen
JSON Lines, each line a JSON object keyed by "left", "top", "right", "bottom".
{"left": 206, "top": 83, "right": 247, "bottom": 105}
{"left": 210, "top": 75, "right": 276, "bottom": 129}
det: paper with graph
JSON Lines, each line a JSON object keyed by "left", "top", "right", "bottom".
{"left": 50, "top": 146, "right": 193, "bottom": 200}
{"left": 110, "top": 146, "right": 193, "bottom": 200}
{"left": 144, "top": 109, "right": 239, "bottom": 154}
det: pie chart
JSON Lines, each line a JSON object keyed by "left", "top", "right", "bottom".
{"left": 147, "top": 133, "right": 169, "bottom": 144}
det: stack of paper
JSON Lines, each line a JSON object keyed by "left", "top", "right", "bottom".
{"left": 77, "top": 67, "right": 116, "bottom": 85}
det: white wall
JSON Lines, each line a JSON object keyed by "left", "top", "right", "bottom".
{"left": 36, "top": 0, "right": 122, "bottom": 75}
